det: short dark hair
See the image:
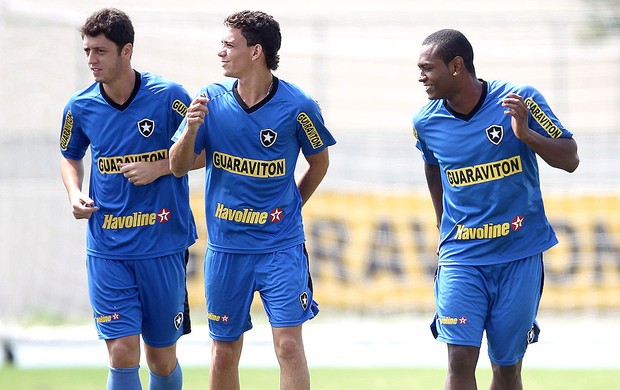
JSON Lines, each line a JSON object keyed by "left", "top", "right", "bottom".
{"left": 80, "top": 8, "right": 134, "bottom": 54}
{"left": 225, "top": 10, "right": 282, "bottom": 71}
{"left": 422, "top": 29, "right": 476, "bottom": 75}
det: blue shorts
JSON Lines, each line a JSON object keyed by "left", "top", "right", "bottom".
{"left": 205, "top": 243, "right": 319, "bottom": 341}
{"left": 86, "top": 251, "right": 191, "bottom": 348}
{"left": 430, "top": 254, "right": 543, "bottom": 366}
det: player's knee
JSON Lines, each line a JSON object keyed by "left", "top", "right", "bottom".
{"left": 447, "top": 344, "right": 479, "bottom": 374}
{"left": 211, "top": 340, "right": 241, "bottom": 368}
{"left": 107, "top": 338, "right": 140, "bottom": 368}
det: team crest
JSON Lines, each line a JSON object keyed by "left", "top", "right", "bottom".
{"left": 485, "top": 125, "right": 503, "bottom": 145}
{"left": 260, "top": 128, "right": 277, "bottom": 147}
{"left": 174, "top": 312, "right": 183, "bottom": 330}
{"left": 299, "top": 292, "right": 309, "bottom": 311}
{"left": 137, "top": 118, "right": 155, "bottom": 138}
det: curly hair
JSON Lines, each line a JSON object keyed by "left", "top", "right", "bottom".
{"left": 80, "top": 8, "right": 134, "bottom": 54}
{"left": 225, "top": 10, "right": 282, "bottom": 70}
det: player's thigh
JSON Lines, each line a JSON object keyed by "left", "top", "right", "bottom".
{"left": 486, "top": 254, "right": 543, "bottom": 366}
{"left": 256, "top": 244, "right": 319, "bottom": 327}
{"left": 204, "top": 249, "right": 255, "bottom": 341}
{"left": 86, "top": 256, "right": 141, "bottom": 339}
{"left": 135, "top": 252, "right": 187, "bottom": 348}
{"left": 433, "top": 264, "right": 488, "bottom": 347}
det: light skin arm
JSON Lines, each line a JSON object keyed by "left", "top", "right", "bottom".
{"left": 170, "top": 96, "right": 209, "bottom": 177}
{"left": 502, "top": 93, "right": 580, "bottom": 172}
{"left": 60, "top": 156, "right": 98, "bottom": 219}
{"left": 297, "top": 148, "right": 330, "bottom": 206}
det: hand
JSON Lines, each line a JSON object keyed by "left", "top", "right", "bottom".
{"left": 119, "top": 161, "right": 161, "bottom": 185}
{"left": 70, "top": 192, "right": 98, "bottom": 220}
{"left": 186, "top": 96, "right": 209, "bottom": 135}
{"left": 501, "top": 93, "right": 532, "bottom": 141}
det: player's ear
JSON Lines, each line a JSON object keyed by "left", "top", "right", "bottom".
{"left": 251, "top": 44, "right": 263, "bottom": 60}
{"left": 450, "top": 56, "right": 464, "bottom": 76}
{"left": 121, "top": 43, "right": 133, "bottom": 59}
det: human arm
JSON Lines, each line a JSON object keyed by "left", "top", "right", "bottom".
{"left": 298, "top": 148, "right": 330, "bottom": 206}
{"left": 170, "top": 96, "right": 209, "bottom": 177}
{"left": 60, "top": 156, "right": 98, "bottom": 219}
{"left": 424, "top": 162, "right": 443, "bottom": 230}
{"left": 502, "top": 93, "right": 580, "bottom": 172}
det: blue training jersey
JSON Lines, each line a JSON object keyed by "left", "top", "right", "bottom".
{"left": 413, "top": 79, "right": 573, "bottom": 266}
{"left": 60, "top": 71, "right": 197, "bottom": 259}
{"left": 173, "top": 77, "right": 336, "bottom": 254}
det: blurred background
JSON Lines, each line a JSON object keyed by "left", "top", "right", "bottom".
{"left": 1, "top": 0, "right": 619, "bottom": 370}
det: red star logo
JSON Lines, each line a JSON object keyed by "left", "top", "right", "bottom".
{"left": 158, "top": 208, "right": 171, "bottom": 223}
{"left": 270, "top": 208, "right": 283, "bottom": 222}
{"left": 459, "top": 316, "right": 467, "bottom": 324}
{"left": 512, "top": 215, "right": 524, "bottom": 231}
{"left": 222, "top": 315, "right": 229, "bottom": 322}
{"left": 112, "top": 313, "right": 120, "bottom": 321}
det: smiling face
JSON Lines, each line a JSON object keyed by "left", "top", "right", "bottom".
{"left": 82, "top": 34, "right": 130, "bottom": 84}
{"left": 417, "top": 44, "right": 454, "bottom": 100}
{"left": 218, "top": 27, "right": 257, "bottom": 79}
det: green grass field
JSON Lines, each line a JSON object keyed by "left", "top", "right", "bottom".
{"left": 1, "top": 366, "right": 619, "bottom": 389}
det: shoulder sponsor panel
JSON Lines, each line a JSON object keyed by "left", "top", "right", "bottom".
{"left": 525, "top": 97, "right": 563, "bottom": 138}
{"left": 297, "top": 112, "right": 323, "bottom": 149}
{"left": 60, "top": 110, "right": 73, "bottom": 151}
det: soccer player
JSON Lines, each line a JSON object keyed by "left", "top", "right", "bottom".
{"left": 412, "top": 29, "right": 579, "bottom": 390}
{"left": 59, "top": 8, "right": 203, "bottom": 390}
{"left": 169, "top": 10, "right": 336, "bottom": 390}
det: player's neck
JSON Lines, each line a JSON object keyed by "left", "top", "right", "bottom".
{"left": 101, "top": 68, "right": 137, "bottom": 106}
{"left": 236, "top": 71, "right": 274, "bottom": 108}
{"left": 446, "top": 78, "right": 484, "bottom": 115}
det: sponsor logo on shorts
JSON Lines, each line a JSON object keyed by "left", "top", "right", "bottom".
{"left": 101, "top": 208, "right": 172, "bottom": 229}
{"left": 446, "top": 156, "right": 522, "bottom": 187}
{"left": 455, "top": 215, "right": 524, "bottom": 240}
{"left": 96, "top": 312, "right": 120, "bottom": 323}
{"left": 174, "top": 312, "right": 183, "bottom": 330}
{"left": 525, "top": 97, "right": 564, "bottom": 138}
{"left": 207, "top": 312, "right": 229, "bottom": 322}
{"left": 299, "top": 292, "right": 309, "bottom": 311}
{"left": 137, "top": 118, "right": 155, "bottom": 138}
{"left": 437, "top": 316, "right": 467, "bottom": 325}
{"left": 98, "top": 149, "right": 168, "bottom": 174}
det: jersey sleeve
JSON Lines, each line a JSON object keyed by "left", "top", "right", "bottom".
{"left": 59, "top": 99, "right": 90, "bottom": 160}
{"left": 296, "top": 98, "right": 336, "bottom": 155}
{"left": 523, "top": 85, "right": 573, "bottom": 140}
{"left": 413, "top": 113, "right": 439, "bottom": 165}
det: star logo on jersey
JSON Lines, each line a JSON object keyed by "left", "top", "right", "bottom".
{"left": 222, "top": 315, "right": 229, "bottom": 322}
{"left": 112, "top": 312, "right": 120, "bottom": 321}
{"left": 174, "top": 312, "right": 183, "bottom": 330}
{"left": 137, "top": 118, "right": 155, "bottom": 138}
{"left": 299, "top": 292, "right": 309, "bottom": 311}
{"left": 458, "top": 316, "right": 468, "bottom": 325}
{"left": 270, "top": 207, "right": 283, "bottom": 222}
{"left": 260, "top": 128, "right": 278, "bottom": 148}
{"left": 157, "top": 208, "right": 171, "bottom": 223}
{"left": 485, "top": 125, "right": 503, "bottom": 145}
{"left": 512, "top": 215, "right": 524, "bottom": 231}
